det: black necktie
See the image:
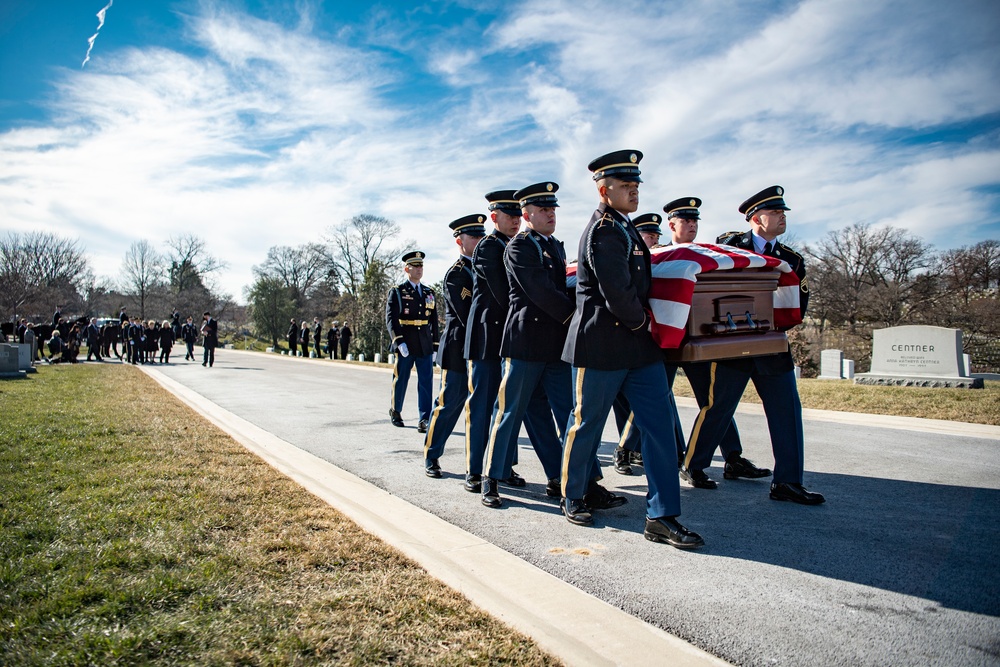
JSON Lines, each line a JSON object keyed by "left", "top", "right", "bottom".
{"left": 764, "top": 241, "right": 774, "bottom": 256}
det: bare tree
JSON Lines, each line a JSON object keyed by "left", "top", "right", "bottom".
{"left": 326, "top": 214, "right": 403, "bottom": 298}
{"left": 166, "top": 234, "right": 227, "bottom": 293}
{"left": 0, "top": 231, "right": 90, "bottom": 320}
{"left": 253, "top": 243, "right": 335, "bottom": 307}
{"left": 120, "top": 240, "right": 165, "bottom": 320}
{"left": 804, "top": 222, "right": 935, "bottom": 329}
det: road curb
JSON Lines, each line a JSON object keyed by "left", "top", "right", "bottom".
{"left": 142, "top": 365, "right": 729, "bottom": 667}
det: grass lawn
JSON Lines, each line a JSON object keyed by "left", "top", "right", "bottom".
{"left": 0, "top": 364, "right": 558, "bottom": 666}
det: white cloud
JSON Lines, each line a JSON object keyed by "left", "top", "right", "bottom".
{"left": 1, "top": 0, "right": 998, "bottom": 305}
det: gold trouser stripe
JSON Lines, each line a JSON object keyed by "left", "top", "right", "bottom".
{"left": 390, "top": 356, "right": 401, "bottom": 407}
{"left": 484, "top": 358, "right": 511, "bottom": 473}
{"left": 617, "top": 412, "right": 634, "bottom": 447}
{"left": 399, "top": 319, "right": 429, "bottom": 326}
{"left": 561, "top": 367, "right": 587, "bottom": 497}
{"left": 684, "top": 362, "right": 716, "bottom": 469}
{"left": 464, "top": 360, "right": 474, "bottom": 470}
{"left": 423, "top": 369, "right": 449, "bottom": 457}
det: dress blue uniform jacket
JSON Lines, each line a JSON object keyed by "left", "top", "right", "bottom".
{"left": 501, "top": 229, "right": 575, "bottom": 362}
{"left": 439, "top": 257, "right": 474, "bottom": 371}
{"left": 716, "top": 230, "right": 809, "bottom": 375}
{"left": 385, "top": 281, "right": 439, "bottom": 358}
{"left": 465, "top": 231, "right": 510, "bottom": 361}
{"left": 563, "top": 204, "right": 663, "bottom": 370}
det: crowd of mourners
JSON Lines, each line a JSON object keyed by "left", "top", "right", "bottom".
{"left": 6, "top": 306, "right": 219, "bottom": 367}
{"left": 285, "top": 317, "right": 353, "bottom": 360}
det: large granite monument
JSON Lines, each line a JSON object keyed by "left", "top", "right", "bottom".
{"left": 854, "top": 325, "right": 983, "bottom": 389}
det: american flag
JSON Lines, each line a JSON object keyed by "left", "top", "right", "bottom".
{"left": 567, "top": 243, "right": 802, "bottom": 349}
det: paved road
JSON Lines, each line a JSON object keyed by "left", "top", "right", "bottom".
{"left": 150, "top": 350, "right": 1000, "bottom": 667}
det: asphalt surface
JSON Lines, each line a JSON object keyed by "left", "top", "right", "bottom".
{"left": 148, "top": 350, "right": 1000, "bottom": 667}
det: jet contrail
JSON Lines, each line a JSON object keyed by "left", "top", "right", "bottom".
{"left": 82, "top": 0, "right": 114, "bottom": 68}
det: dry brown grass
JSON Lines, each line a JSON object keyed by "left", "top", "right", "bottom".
{"left": 0, "top": 364, "right": 559, "bottom": 666}
{"left": 672, "top": 371, "right": 999, "bottom": 426}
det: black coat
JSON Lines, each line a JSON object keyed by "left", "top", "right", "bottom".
{"left": 716, "top": 229, "right": 807, "bottom": 375}
{"left": 501, "top": 228, "right": 575, "bottom": 362}
{"left": 201, "top": 318, "right": 218, "bottom": 348}
{"left": 439, "top": 256, "right": 474, "bottom": 371}
{"left": 562, "top": 204, "right": 662, "bottom": 370}
{"left": 385, "top": 281, "right": 439, "bottom": 358}
{"left": 464, "top": 231, "right": 510, "bottom": 361}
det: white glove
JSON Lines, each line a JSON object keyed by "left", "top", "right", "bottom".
{"left": 398, "top": 343, "right": 409, "bottom": 357}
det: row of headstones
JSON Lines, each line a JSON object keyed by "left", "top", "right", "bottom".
{"left": 265, "top": 347, "right": 398, "bottom": 365}
{"left": 0, "top": 343, "right": 38, "bottom": 378}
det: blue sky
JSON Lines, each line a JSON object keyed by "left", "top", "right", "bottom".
{"left": 2, "top": 0, "right": 999, "bottom": 302}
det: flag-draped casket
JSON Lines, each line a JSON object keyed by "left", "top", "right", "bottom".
{"left": 566, "top": 243, "right": 802, "bottom": 362}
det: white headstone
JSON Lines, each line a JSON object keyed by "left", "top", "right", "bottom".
{"left": 388, "top": 353, "right": 396, "bottom": 364}
{"left": 359, "top": 353, "right": 366, "bottom": 362}
{"left": 855, "top": 325, "right": 982, "bottom": 388}
{"left": 347, "top": 354, "right": 354, "bottom": 361}
{"left": 819, "top": 349, "right": 844, "bottom": 379}
{"left": 793, "top": 366, "right": 801, "bottom": 379}
{"left": 374, "top": 353, "right": 382, "bottom": 363}
{"left": 0, "top": 344, "right": 25, "bottom": 378}
{"left": 964, "top": 353, "right": 972, "bottom": 375}
{"left": 842, "top": 359, "right": 855, "bottom": 379}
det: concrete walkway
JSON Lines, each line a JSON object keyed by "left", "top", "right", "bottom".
{"left": 142, "top": 351, "right": 1000, "bottom": 667}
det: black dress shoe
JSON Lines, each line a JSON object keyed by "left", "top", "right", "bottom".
{"left": 424, "top": 458, "right": 442, "bottom": 479}
{"left": 613, "top": 447, "right": 633, "bottom": 476}
{"left": 417, "top": 419, "right": 428, "bottom": 433}
{"left": 644, "top": 516, "right": 705, "bottom": 549}
{"left": 481, "top": 477, "right": 502, "bottom": 508}
{"left": 583, "top": 482, "right": 627, "bottom": 510}
{"left": 501, "top": 469, "right": 526, "bottom": 487}
{"left": 770, "top": 482, "right": 826, "bottom": 505}
{"left": 680, "top": 467, "right": 718, "bottom": 489}
{"left": 724, "top": 455, "right": 772, "bottom": 480}
{"left": 629, "top": 451, "right": 643, "bottom": 466}
{"left": 561, "top": 498, "right": 593, "bottom": 526}
{"left": 389, "top": 409, "right": 404, "bottom": 427}
{"left": 545, "top": 478, "right": 561, "bottom": 497}
{"left": 464, "top": 474, "right": 482, "bottom": 493}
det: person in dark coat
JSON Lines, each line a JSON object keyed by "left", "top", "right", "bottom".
{"left": 311, "top": 318, "right": 323, "bottom": 358}
{"left": 683, "top": 185, "right": 824, "bottom": 506}
{"left": 287, "top": 318, "right": 298, "bottom": 357}
{"left": 480, "top": 182, "right": 575, "bottom": 509}
{"left": 422, "top": 215, "right": 482, "bottom": 476}
{"left": 85, "top": 317, "right": 102, "bottom": 361}
{"left": 299, "top": 322, "right": 311, "bottom": 357}
{"left": 201, "top": 311, "right": 218, "bottom": 367}
{"left": 326, "top": 323, "right": 339, "bottom": 359}
{"left": 171, "top": 310, "right": 182, "bottom": 342}
{"left": 339, "top": 322, "right": 352, "bottom": 360}
{"left": 182, "top": 316, "right": 198, "bottom": 360}
{"left": 385, "top": 252, "right": 439, "bottom": 431}
{"left": 560, "top": 149, "right": 701, "bottom": 548}
{"left": 159, "top": 319, "right": 175, "bottom": 363}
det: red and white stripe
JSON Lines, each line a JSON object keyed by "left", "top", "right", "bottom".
{"left": 566, "top": 243, "right": 801, "bottom": 349}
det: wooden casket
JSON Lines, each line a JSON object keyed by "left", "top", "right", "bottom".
{"left": 661, "top": 268, "right": 788, "bottom": 363}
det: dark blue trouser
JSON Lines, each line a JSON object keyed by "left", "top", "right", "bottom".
{"left": 423, "top": 367, "right": 468, "bottom": 464}
{"left": 563, "top": 362, "right": 682, "bottom": 519}
{"left": 391, "top": 352, "right": 433, "bottom": 421}
{"left": 467, "top": 359, "right": 561, "bottom": 478}
{"left": 684, "top": 360, "right": 803, "bottom": 484}
{"left": 484, "top": 358, "right": 569, "bottom": 482}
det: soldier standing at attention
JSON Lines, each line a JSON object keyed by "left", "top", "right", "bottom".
{"left": 561, "top": 149, "right": 703, "bottom": 548}
{"left": 480, "top": 182, "right": 575, "bottom": 509}
{"left": 313, "top": 317, "right": 323, "bottom": 359}
{"left": 684, "top": 185, "right": 824, "bottom": 505}
{"left": 423, "top": 215, "right": 484, "bottom": 478}
{"left": 463, "top": 191, "right": 561, "bottom": 494}
{"left": 386, "top": 251, "right": 439, "bottom": 433}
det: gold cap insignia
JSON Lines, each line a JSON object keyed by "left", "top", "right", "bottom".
{"left": 416, "top": 252, "right": 424, "bottom": 259}
{"left": 546, "top": 183, "right": 554, "bottom": 192}
{"left": 776, "top": 187, "right": 783, "bottom": 196}
{"left": 652, "top": 215, "right": 659, "bottom": 222}
{"left": 629, "top": 153, "right": 637, "bottom": 163}
{"left": 689, "top": 199, "right": 697, "bottom": 207}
